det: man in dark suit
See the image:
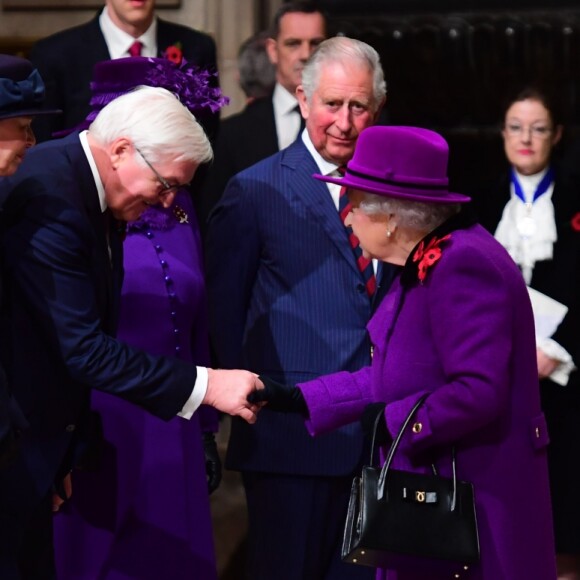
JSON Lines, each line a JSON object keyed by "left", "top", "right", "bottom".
{"left": 29, "top": 0, "right": 219, "bottom": 143}
{"left": 0, "top": 86, "right": 259, "bottom": 580}
{"left": 198, "top": 1, "right": 326, "bottom": 227}
{"left": 206, "top": 37, "right": 389, "bottom": 579}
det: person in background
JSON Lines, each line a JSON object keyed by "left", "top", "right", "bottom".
{"left": 237, "top": 30, "right": 276, "bottom": 103}
{"left": 52, "top": 56, "right": 227, "bottom": 580}
{"left": 472, "top": 86, "right": 580, "bottom": 580}
{"left": 0, "top": 54, "right": 60, "bottom": 468}
{"left": 252, "top": 125, "right": 558, "bottom": 580}
{"left": 29, "top": 0, "right": 219, "bottom": 143}
{"left": 0, "top": 85, "right": 259, "bottom": 580}
{"left": 198, "top": 1, "right": 327, "bottom": 228}
{"left": 206, "top": 36, "right": 388, "bottom": 580}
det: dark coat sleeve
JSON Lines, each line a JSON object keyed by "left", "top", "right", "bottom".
{"left": 29, "top": 16, "right": 110, "bottom": 142}
{"left": 1, "top": 175, "right": 196, "bottom": 423}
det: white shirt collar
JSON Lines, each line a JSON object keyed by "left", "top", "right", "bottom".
{"left": 100, "top": 6, "right": 158, "bottom": 59}
{"left": 301, "top": 130, "right": 340, "bottom": 177}
{"left": 272, "top": 82, "right": 298, "bottom": 115}
{"left": 79, "top": 130, "right": 107, "bottom": 213}
{"left": 513, "top": 167, "right": 549, "bottom": 203}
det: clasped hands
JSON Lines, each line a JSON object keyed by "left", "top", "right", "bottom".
{"left": 202, "top": 369, "right": 307, "bottom": 423}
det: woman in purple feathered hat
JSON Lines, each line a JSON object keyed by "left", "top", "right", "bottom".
{"left": 53, "top": 56, "right": 228, "bottom": 580}
{"left": 250, "top": 126, "right": 557, "bottom": 579}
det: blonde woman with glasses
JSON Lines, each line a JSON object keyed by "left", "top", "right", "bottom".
{"left": 475, "top": 85, "right": 580, "bottom": 580}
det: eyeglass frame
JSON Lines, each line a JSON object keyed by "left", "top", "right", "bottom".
{"left": 134, "top": 145, "right": 190, "bottom": 195}
{"left": 503, "top": 123, "right": 554, "bottom": 140}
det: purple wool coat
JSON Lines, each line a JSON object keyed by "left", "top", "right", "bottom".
{"left": 298, "top": 214, "right": 557, "bottom": 580}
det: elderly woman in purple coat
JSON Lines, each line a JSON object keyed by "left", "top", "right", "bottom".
{"left": 254, "top": 126, "right": 557, "bottom": 579}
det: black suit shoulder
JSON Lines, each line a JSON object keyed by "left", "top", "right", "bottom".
{"left": 221, "top": 98, "right": 274, "bottom": 131}
{"left": 31, "top": 16, "right": 103, "bottom": 52}
{"left": 156, "top": 18, "right": 217, "bottom": 68}
{"left": 29, "top": 16, "right": 108, "bottom": 142}
{"left": 198, "top": 98, "right": 278, "bottom": 227}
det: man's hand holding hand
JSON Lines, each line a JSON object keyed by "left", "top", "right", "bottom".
{"left": 203, "top": 369, "right": 261, "bottom": 423}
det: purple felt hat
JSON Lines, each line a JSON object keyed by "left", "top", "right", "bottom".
{"left": 58, "top": 56, "right": 227, "bottom": 135}
{"left": 315, "top": 126, "right": 470, "bottom": 204}
{"left": 0, "top": 54, "right": 61, "bottom": 120}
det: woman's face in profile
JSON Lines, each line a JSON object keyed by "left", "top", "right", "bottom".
{"left": 501, "top": 98, "right": 561, "bottom": 176}
{"left": 0, "top": 116, "right": 35, "bottom": 177}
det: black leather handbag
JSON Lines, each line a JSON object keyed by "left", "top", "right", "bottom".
{"left": 342, "top": 394, "right": 480, "bottom": 574}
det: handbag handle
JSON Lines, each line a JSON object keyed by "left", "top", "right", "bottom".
{"left": 376, "top": 394, "right": 458, "bottom": 511}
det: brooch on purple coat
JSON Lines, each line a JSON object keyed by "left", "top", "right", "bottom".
{"left": 412, "top": 234, "right": 452, "bottom": 282}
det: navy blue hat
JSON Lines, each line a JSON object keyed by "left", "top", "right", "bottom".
{"left": 0, "top": 54, "right": 61, "bottom": 120}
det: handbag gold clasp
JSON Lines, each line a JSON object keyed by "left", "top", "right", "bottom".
{"left": 415, "top": 490, "right": 426, "bottom": 502}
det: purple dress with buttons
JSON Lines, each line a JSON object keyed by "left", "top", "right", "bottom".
{"left": 53, "top": 190, "right": 219, "bottom": 579}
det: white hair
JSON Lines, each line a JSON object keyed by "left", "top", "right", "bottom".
{"left": 359, "top": 193, "right": 460, "bottom": 232}
{"left": 89, "top": 86, "right": 213, "bottom": 166}
{"left": 301, "top": 37, "right": 386, "bottom": 112}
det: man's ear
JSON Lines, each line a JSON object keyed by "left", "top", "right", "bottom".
{"left": 296, "top": 85, "right": 309, "bottom": 120}
{"left": 109, "top": 137, "right": 132, "bottom": 170}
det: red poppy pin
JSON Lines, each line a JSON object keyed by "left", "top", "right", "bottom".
{"left": 412, "top": 234, "right": 452, "bottom": 282}
{"left": 164, "top": 42, "right": 183, "bottom": 65}
{"left": 570, "top": 212, "right": 580, "bottom": 232}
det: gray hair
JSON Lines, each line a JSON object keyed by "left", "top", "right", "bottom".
{"left": 238, "top": 31, "right": 276, "bottom": 100}
{"left": 301, "top": 37, "right": 386, "bottom": 112}
{"left": 359, "top": 193, "right": 460, "bottom": 232}
{"left": 89, "top": 86, "right": 213, "bottom": 166}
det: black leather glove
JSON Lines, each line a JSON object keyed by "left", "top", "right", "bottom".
{"left": 361, "top": 402, "right": 388, "bottom": 446}
{"left": 202, "top": 432, "right": 222, "bottom": 495}
{"left": 247, "top": 376, "right": 307, "bottom": 414}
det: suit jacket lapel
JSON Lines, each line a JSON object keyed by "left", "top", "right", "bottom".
{"left": 282, "top": 141, "right": 361, "bottom": 278}
{"left": 65, "top": 135, "right": 119, "bottom": 334}
{"left": 88, "top": 13, "right": 112, "bottom": 62}
{"left": 257, "top": 98, "right": 278, "bottom": 155}
{"left": 156, "top": 19, "right": 181, "bottom": 58}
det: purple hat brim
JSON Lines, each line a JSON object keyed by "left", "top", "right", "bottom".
{"left": 313, "top": 172, "right": 471, "bottom": 204}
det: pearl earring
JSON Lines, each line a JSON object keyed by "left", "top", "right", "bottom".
{"left": 386, "top": 228, "right": 392, "bottom": 238}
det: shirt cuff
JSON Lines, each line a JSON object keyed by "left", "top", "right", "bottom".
{"left": 537, "top": 337, "right": 577, "bottom": 386}
{"left": 177, "top": 366, "right": 208, "bottom": 419}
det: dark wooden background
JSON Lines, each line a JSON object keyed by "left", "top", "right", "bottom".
{"left": 313, "top": 0, "right": 580, "bottom": 192}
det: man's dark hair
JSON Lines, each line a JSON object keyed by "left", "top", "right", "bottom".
{"left": 271, "top": 1, "right": 327, "bottom": 38}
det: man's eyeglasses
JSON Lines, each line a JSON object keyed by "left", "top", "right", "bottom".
{"left": 504, "top": 123, "right": 553, "bottom": 140}
{"left": 135, "top": 146, "right": 189, "bottom": 195}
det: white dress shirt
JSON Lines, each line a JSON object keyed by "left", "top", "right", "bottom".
{"left": 99, "top": 6, "right": 158, "bottom": 59}
{"left": 79, "top": 131, "right": 206, "bottom": 417}
{"left": 272, "top": 83, "right": 302, "bottom": 150}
